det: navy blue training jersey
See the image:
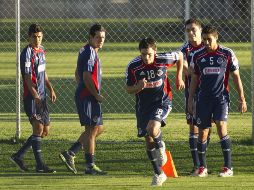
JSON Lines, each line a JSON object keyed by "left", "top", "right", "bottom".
{"left": 191, "top": 45, "right": 239, "bottom": 99}
{"left": 20, "top": 45, "right": 47, "bottom": 100}
{"left": 126, "top": 52, "right": 180, "bottom": 113}
{"left": 76, "top": 44, "right": 102, "bottom": 99}
{"left": 179, "top": 42, "right": 204, "bottom": 90}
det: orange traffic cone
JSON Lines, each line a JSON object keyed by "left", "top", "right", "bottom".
{"left": 161, "top": 150, "right": 178, "bottom": 178}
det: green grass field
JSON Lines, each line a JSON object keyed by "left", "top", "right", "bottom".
{"left": 0, "top": 113, "right": 253, "bottom": 190}
{"left": 0, "top": 42, "right": 253, "bottom": 189}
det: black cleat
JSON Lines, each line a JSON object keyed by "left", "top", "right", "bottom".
{"left": 59, "top": 151, "right": 77, "bottom": 174}
{"left": 10, "top": 154, "right": 29, "bottom": 172}
{"left": 36, "top": 164, "right": 56, "bottom": 173}
{"left": 85, "top": 164, "right": 107, "bottom": 175}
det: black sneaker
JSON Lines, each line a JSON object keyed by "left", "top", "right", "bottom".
{"left": 59, "top": 151, "right": 77, "bottom": 174}
{"left": 10, "top": 154, "right": 29, "bottom": 172}
{"left": 85, "top": 164, "right": 107, "bottom": 175}
{"left": 36, "top": 164, "right": 56, "bottom": 173}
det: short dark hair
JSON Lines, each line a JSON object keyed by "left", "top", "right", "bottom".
{"left": 89, "top": 23, "right": 106, "bottom": 37}
{"left": 139, "top": 37, "right": 157, "bottom": 51}
{"left": 184, "top": 18, "right": 202, "bottom": 28}
{"left": 202, "top": 25, "right": 218, "bottom": 37}
{"left": 28, "top": 23, "right": 43, "bottom": 36}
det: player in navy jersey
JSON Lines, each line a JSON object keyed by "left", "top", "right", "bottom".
{"left": 188, "top": 25, "right": 247, "bottom": 177}
{"left": 126, "top": 37, "right": 185, "bottom": 186}
{"left": 10, "top": 24, "right": 56, "bottom": 173}
{"left": 179, "top": 18, "right": 211, "bottom": 176}
{"left": 59, "top": 24, "right": 106, "bottom": 175}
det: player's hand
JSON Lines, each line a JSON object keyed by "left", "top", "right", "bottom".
{"left": 50, "top": 89, "right": 57, "bottom": 103}
{"left": 239, "top": 100, "right": 247, "bottom": 114}
{"left": 187, "top": 97, "right": 193, "bottom": 114}
{"left": 176, "top": 78, "right": 185, "bottom": 90}
{"left": 137, "top": 78, "right": 147, "bottom": 92}
{"left": 95, "top": 94, "right": 104, "bottom": 103}
{"left": 34, "top": 97, "right": 43, "bottom": 111}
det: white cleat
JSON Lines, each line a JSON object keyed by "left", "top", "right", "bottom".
{"left": 198, "top": 166, "right": 208, "bottom": 177}
{"left": 158, "top": 141, "right": 167, "bottom": 166}
{"left": 219, "top": 167, "right": 233, "bottom": 177}
{"left": 151, "top": 172, "right": 167, "bottom": 186}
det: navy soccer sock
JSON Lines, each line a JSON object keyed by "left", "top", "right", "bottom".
{"left": 153, "top": 130, "right": 163, "bottom": 149}
{"left": 31, "top": 135, "right": 44, "bottom": 168}
{"left": 220, "top": 135, "right": 232, "bottom": 168}
{"left": 68, "top": 141, "right": 82, "bottom": 156}
{"left": 189, "top": 133, "right": 199, "bottom": 168}
{"left": 197, "top": 139, "right": 207, "bottom": 168}
{"left": 15, "top": 135, "right": 33, "bottom": 159}
{"left": 207, "top": 134, "right": 211, "bottom": 148}
{"left": 147, "top": 148, "right": 162, "bottom": 175}
{"left": 85, "top": 153, "right": 94, "bottom": 167}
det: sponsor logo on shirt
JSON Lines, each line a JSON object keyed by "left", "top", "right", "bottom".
{"left": 203, "top": 67, "right": 221, "bottom": 75}
{"left": 145, "top": 79, "right": 162, "bottom": 88}
{"left": 38, "top": 64, "right": 45, "bottom": 73}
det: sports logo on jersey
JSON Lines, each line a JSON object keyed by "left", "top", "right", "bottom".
{"left": 93, "top": 116, "right": 98, "bottom": 123}
{"left": 203, "top": 67, "right": 221, "bottom": 75}
{"left": 140, "top": 71, "right": 145, "bottom": 76}
{"left": 201, "top": 58, "right": 206, "bottom": 63}
{"left": 25, "top": 61, "right": 31, "bottom": 67}
{"left": 157, "top": 69, "right": 163, "bottom": 76}
{"left": 217, "top": 57, "right": 226, "bottom": 65}
{"left": 145, "top": 79, "right": 162, "bottom": 88}
{"left": 88, "top": 59, "right": 94, "bottom": 66}
{"left": 196, "top": 117, "right": 201, "bottom": 125}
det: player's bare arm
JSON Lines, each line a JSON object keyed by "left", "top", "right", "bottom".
{"left": 45, "top": 72, "right": 56, "bottom": 103}
{"left": 24, "top": 74, "right": 42, "bottom": 108}
{"left": 175, "top": 52, "right": 185, "bottom": 90}
{"left": 125, "top": 78, "right": 147, "bottom": 94}
{"left": 231, "top": 70, "right": 247, "bottom": 113}
{"left": 83, "top": 71, "right": 103, "bottom": 102}
{"left": 187, "top": 70, "right": 198, "bottom": 114}
{"left": 183, "top": 60, "right": 189, "bottom": 77}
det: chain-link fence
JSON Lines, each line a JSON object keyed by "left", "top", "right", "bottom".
{"left": 0, "top": 0, "right": 252, "bottom": 122}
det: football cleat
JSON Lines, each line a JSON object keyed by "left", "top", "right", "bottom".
{"left": 36, "top": 164, "right": 56, "bottom": 173}
{"left": 59, "top": 151, "right": 77, "bottom": 174}
{"left": 151, "top": 172, "right": 167, "bottom": 186}
{"left": 84, "top": 164, "right": 107, "bottom": 175}
{"left": 10, "top": 154, "right": 29, "bottom": 172}
{"left": 158, "top": 141, "right": 167, "bottom": 166}
{"left": 190, "top": 166, "right": 199, "bottom": 176}
{"left": 219, "top": 167, "right": 233, "bottom": 177}
{"left": 198, "top": 166, "right": 208, "bottom": 177}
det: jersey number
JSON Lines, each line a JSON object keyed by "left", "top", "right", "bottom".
{"left": 146, "top": 70, "right": 155, "bottom": 80}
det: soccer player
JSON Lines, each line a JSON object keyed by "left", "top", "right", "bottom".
{"left": 179, "top": 18, "right": 211, "bottom": 176}
{"left": 10, "top": 23, "right": 56, "bottom": 173}
{"left": 188, "top": 25, "right": 247, "bottom": 177}
{"left": 59, "top": 24, "right": 106, "bottom": 175}
{"left": 125, "top": 37, "right": 185, "bottom": 186}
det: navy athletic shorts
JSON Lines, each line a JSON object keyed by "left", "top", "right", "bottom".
{"left": 75, "top": 95, "right": 103, "bottom": 127}
{"left": 185, "top": 89, "right": 197, "bottom": 125}
{"left": 136, "top": 103, "right": 172, "bottom": 137}
{"left": 196, "top": 95, "right": 229, "bottom": 129}
{"left": 23, "top": 96, "right": 50, "bottom": 126}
